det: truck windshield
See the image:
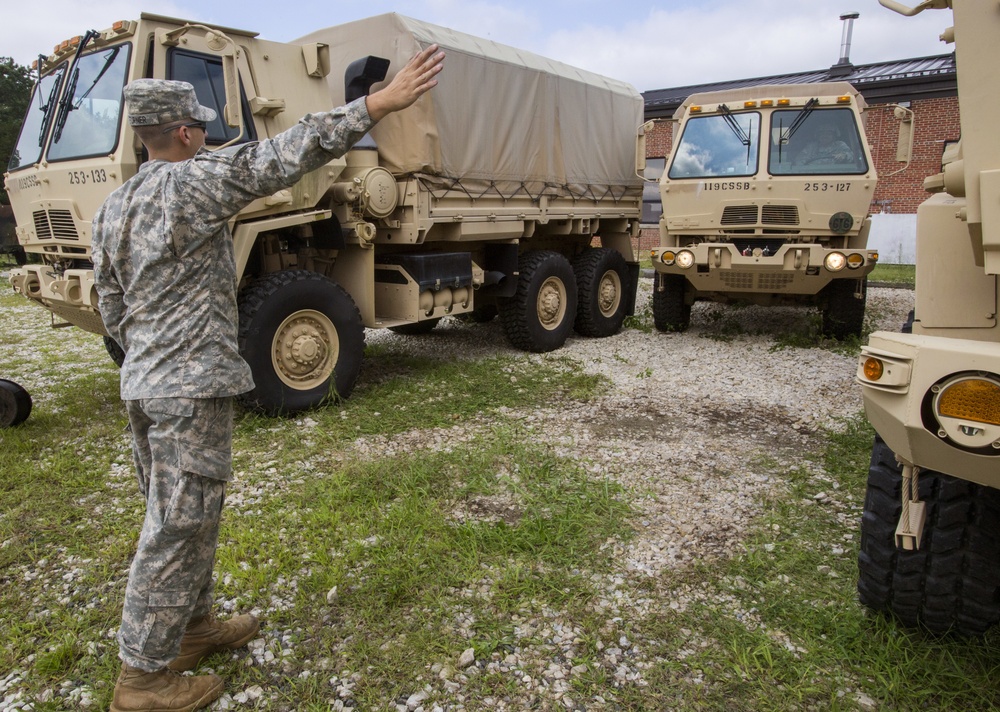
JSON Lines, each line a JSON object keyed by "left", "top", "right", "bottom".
{"left": 7, "top": 64, "right": 67, "bottom": 171}
{"left": 47, "top": 44, "right": 131, "bottom": 162}
{"left": 769, "top": 107, "right": 868, "bottom": 175}
{"left": 667, "top": 111, "right": 760, "bottom": 179}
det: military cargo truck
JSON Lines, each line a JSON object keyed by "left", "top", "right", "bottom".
{"left": 645, "top": 82, "right": 885, "bottom": 339}
{"left": 856, "top": 0, "right": 1000, "bottom": 635}
{"left": 3, "top": 13, "right": 642, "bottom": 414}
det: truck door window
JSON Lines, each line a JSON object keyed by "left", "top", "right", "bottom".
{"left": 642, "top": 157, "right": 665, "bottom": 225}
{"left": 47, "top": 45, "right": 131, "bottom": 162}
{"left": 8, "top": 64, "right": 67, "bottom": 171}
{"left": 169, "top": 50, "right": 256, "bottom": 146}
{"left": 769, "top": 107, "right": 868, "bottom": 175}
{"left": 667, "top": 112, "right": 760, "bottom": 179}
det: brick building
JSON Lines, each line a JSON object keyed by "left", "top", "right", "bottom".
{"left": 639, "top": 54, "right": 958, "bottom": 262}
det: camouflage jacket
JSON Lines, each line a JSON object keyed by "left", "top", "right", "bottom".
{"left": 93, "top": 98, "right": 373, "bottom": 400}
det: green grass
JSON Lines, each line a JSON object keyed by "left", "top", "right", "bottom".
{"left": 2, "top": 274, "right": 998, "bottom": 711}
{"left": 870, "top": 263, "right": 915, "bottom": 287}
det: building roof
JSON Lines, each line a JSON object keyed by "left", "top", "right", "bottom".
{"left": 643, "top": 54, "right": 956, "bottom": 118}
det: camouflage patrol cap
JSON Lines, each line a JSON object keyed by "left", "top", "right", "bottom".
{"left": 124, "top": 79, "right": 217, "bottom": 127}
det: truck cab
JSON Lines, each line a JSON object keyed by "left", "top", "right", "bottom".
{"left": 3, "top": 13, "right": 643, "bottom": 414}
{"left": 649, "top": 82, "right": 879, "bottom": 339}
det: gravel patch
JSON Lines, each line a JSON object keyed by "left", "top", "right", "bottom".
{"left": 0, "top": 279, "right": 913, "bottom": 710}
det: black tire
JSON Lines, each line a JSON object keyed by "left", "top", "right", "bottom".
{"left": 498, "top": 251, "right": 577, "bottom": 353}
{"left": 103, "top": 336, "right": 126, "bottom": 368}
{"left": 237, "top": 270, "right": 365, "bottom": 415}
{"left": 573, "top": 248, "right": 629, "bottom": 337}
{"left": 469, "top": 304, "right": 498, "bottom": 323}
{"left": 857, "top": 434, "right": 1000, "bottom": 635}
{"left": 389, "top": 318, "right": 441, "bottom": 335}
{"left": 821, "top": 277, "right": 867, "bottom": 340}
{"left": 652, "top": 274, "right": 691, "bottom": 332}
{"left": 0, "top": 379, "right": 32, "bottom": 427}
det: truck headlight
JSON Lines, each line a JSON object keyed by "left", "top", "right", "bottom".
{"left": 931, "top": 373, "right": 1000, "bottom": 451}
{"left": 825, "top": 252, "right": 847, "bottom": 272}
{"left": 660, "top": 250, "right": 676, "bottom": 266}
{"left": 676, "top": 250, "right": 695, "bottom": 269}
{"left": 847, "top": 253, "right": 865, "bottom": 269}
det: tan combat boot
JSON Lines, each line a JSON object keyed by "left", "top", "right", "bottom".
{"left": 110, "top": 664, "right": 224, "bottom": 712}
{"left": 168, "top": 612, "right": 260, "bottom": 672}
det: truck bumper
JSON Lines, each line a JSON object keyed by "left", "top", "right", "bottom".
{"left": 649, "top": 243, "right": 877, "bottom": 296}
{"left": 858, "top": 331, "right": 1000, "bottom": 489}
{"left": 9, "top": 265, "right": 108, "bottom": 335}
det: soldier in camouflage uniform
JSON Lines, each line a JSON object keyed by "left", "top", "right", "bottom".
{"left": 92, "top": 45, "right": 445, "bottom": 712}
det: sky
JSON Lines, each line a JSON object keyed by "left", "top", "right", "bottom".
{"left": 0, "top": 0, "right": 952, "bottom": 92}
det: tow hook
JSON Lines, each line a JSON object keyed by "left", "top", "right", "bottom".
{"left": 895, "top": 458, "right": 926, "bottom": 551}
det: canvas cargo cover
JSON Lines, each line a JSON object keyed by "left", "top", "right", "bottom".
{"left": 294, "top": 14, "right": 643, "bottom": 200}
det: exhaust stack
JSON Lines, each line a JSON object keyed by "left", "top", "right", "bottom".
{"left": 830, "top": 11, "right": 860, "bottom": 77}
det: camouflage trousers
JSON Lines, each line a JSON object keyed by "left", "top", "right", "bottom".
{"left": 119, "top": 397, "right": 234, "bottom": 672}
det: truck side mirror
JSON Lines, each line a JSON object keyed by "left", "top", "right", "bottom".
{"left": 887, "top": 104, "right": 915, "bottom": 177}
{"left": 345, "top": 56, "right": 391, "bottom": 103}
{"left": 636, "top": 120, "right": 655, "bottom": 177}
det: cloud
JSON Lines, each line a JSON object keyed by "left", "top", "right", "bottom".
{"left": 0, "top": 0, "right": 951, "bottom": 93}
{"left": 542, "top": 1, "right": 951, "bottom": 91}
{"left": 0, "top": 0, "right": 189, "bottom": 66}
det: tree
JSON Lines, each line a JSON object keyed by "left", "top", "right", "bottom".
{"left": 0, "top": 57, "right": 34, "bottom": 205}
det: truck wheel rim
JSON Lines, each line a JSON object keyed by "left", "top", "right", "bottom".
{"left": 537, "top": 276, "right": 567, "bottom": 330}
{"left": 598, "top": 270, "right": 622, "bottom": 317}
{"left": 272, "top": 309, "right": 339, "bottom": 390}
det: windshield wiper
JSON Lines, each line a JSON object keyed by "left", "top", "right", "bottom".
{"left": 73, "top": 46, "right": 121, "bottom": 109}
{"left": 52, "top": 29, "right": 98, "bottom": 143}
{"left": 784, "top": 98, "right": 819, "bottom": 140}
{"left": 717, "top": 104, "right": 751, "bottom": 146}
{"left": 37, "top": 71, "right": 63, "bottom": 147}
{"left": 717, "top": 104, "right": 753, "bottom": 165}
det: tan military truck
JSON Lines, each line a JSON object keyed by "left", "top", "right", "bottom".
{"left": 4, "top": 13, "right": 642, "bottom": 414}
{"left": 644, "top": 82, "right": 883, "bottom": 339}
{"left": 856, "top": 0, "right": 1000, "bottom": 635}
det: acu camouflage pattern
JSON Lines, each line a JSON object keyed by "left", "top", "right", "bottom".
{"left": 92, "top": 96, "right": 375, "bottom": 400}
{"left": 95, "top": 92, "right": 377, "bottom": 670}
{"left": 124, "top": 79, "right": 218, "bottom": 127}
{"left": 119, "top": 397, "right": 230, "bottom": 671}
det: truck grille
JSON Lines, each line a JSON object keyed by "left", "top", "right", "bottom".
{"left": 758, "top": 273, "right": 794, "bottom": 290}
{"left": 720, "top": 272, "right": 754, "bottom": 289}
{"left": 720, "top": 272, "right": 795, "bottom": 291}
{"left": 720, "top": 205, "right": 758, "bottom": 225}
{"left": 33, "top": 209, "right": 79, "bottom": 240}
{"left": 761, "top": 205, "right": 799, "bottom": 225}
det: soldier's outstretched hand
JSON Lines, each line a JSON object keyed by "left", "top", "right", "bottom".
{"left": 365, "top": 44, "right": 445, "bottom": 121}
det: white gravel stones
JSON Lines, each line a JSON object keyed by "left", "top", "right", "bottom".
{"left": 0, "top": 275, "right": 912, "bottom": 710}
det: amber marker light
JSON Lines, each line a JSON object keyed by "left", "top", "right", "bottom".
{"left": 863, "top": 358, "right": 884, "bottom": 381}
{"left": 847, "top": 253, "right": 865, "bottom": 269}
{"left": 936, "top": 377, "right": 1000, "bottom": 426}
{"left": 777, "top": 99, "right": 791, "bottom": 106}
{"left": 690, "top": 105, "right": 702, "bottom": 113}
{"left": 744, "top": 101, "right": 757, "bottom": 108}
{"left": 661, "top": 250, "right": 676, "bottom": 266}
{"left": 761, "top": 100, "right": 774, "bottom": 107}
{"left": 837, "top": 95, "right": 852, "bottom": 104}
